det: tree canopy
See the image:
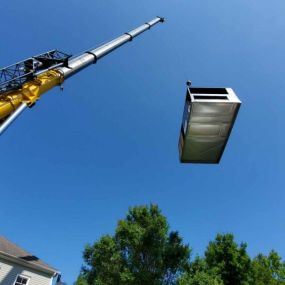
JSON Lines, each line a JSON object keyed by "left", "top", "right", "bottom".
{"left": 178, "top": 234, "right": 285, "bottom": 285}
{"left": 75, "top": 205, "right": 285, "bottom": 285}
{"left": 204, "top": 233, "right": 251, "bottom": 285}
{"left": 76, "top": 204, "right": 190, "bottom": 285}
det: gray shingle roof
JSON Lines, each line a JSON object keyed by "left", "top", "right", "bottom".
{"left": 0, "top": 236, "right": 58, "bottom": 274}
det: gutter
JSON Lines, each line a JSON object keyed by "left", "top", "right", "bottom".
{"left": 0, "top": 251, "right": 60, "bottom": 276}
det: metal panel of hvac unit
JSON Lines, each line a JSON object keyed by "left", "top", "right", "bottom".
{"left": 179, "top": 86, "right": 241, "bottom": 163}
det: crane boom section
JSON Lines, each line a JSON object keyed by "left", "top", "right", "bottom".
{"left": 58, "top": 17, "right": 164, "bottom": 79}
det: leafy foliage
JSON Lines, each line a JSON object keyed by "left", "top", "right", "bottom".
{"left": 250, "top": 251, "right": 285, "bottom": 285}
{"left": 178, "top": 257, "right": 223, "bottom": 285}
{"left": 77, "top": 205, "right": 190, "bottom": 285}
{"left": 178, "top": 234, "right": 285, "bottom": 285}
{"left": 75, "top": 206, "right": 285, "bottom": 285}
{"left": 74, "top": 276, "right": 88, "bottom": 285}
{"left": 178, "top": 271, "right": 223, "bottom": 285}
{"left": 204, "top": 234, "right": 251, "bottom": 285}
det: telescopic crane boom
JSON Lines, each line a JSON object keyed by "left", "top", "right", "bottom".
{"left": 0, "top": 17, "right": 164, "bottom": 135}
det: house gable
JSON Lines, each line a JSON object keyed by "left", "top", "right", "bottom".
{"left": 0, "top": 236, "right": 60, "bottom": 285}
{"left": 0, "top": 257, "right": 52, "bottom": 285}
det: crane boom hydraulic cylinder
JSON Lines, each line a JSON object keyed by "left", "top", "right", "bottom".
{"left": 0, "top": 16, "right": 164, "bottom": 135}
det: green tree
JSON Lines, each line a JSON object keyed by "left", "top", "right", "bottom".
{"left": 74, "top": 276, "right": 88, "bottom": 285}
{"left": 75, "top": 207, "right": 285, "bottom": 285}
{"left": 178, "top": 271, "right": 223, "bottom": 285}
{"left": 250, "top": 250, "right": 285, "bottom": 285}
{"left": 178, "top": 257, "right": 223, "bottom": 285}
{"left": 204, "top": 234, "right": 251, "bottom": 285}
{"left": 76, "top": 204, "right": 190, "bottom": 285}
{"left": 178, "top": 234, "right": 285, "bottom": 285}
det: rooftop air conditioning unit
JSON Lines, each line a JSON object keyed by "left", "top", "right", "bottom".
{"left": 178, "top": 84, "right": 241, "bottom": 163}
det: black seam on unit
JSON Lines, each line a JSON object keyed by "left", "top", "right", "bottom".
{"left": 85, "top": 51, "right": 97, "bottom": 63}
{"left": 145, "top": 23, "right": 151, "bottom": 29}
{"left": 125, "top": 33, "right": 133, "bottom": 41}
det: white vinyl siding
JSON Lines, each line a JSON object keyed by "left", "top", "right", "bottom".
{"left": 0, "top": 258, "right": 52, "bottom": 285}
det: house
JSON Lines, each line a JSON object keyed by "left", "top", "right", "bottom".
{"left": 0, "top": 236, "right": 61, "bottom": 285}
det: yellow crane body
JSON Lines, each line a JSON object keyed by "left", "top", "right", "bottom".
{"left": 0, "top": 70, "right": 63, "bottom": 121}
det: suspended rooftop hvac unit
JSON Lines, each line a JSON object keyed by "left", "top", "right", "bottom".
{"left": 179, "top": 85, "right": 241, "bottom": 163}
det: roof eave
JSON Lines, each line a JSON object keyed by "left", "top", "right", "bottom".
{"left": 0, "top": 251, "right": 60, "bottom": 276}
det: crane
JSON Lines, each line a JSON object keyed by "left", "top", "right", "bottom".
{"left": 0, "top": 17, "right": 164, "bottom": 135}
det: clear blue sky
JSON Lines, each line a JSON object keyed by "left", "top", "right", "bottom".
{"left": 1, "top": 0, "right": 285, "bottom": 284}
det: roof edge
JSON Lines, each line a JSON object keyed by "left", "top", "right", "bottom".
{"left": 0, "top": 251, "right": 60, "bottom": 276}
